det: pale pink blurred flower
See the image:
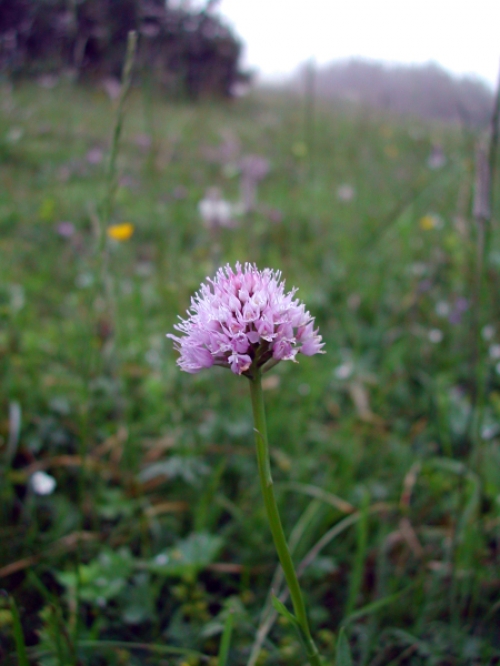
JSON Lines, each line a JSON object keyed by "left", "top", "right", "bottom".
{"left": 140, "top": 23, "right": 161, "bottom": 38}
{"left": 57, "top": 165, "right": 73, "bottom": 182}
{"left": 102, "top": 78, "right": 122, "bottom": 100}
{"left": 418, "top": 279, "right": 433, "bottom": 293}
{"left": 448, "top": 297, "right": 469, "bottom": 325}
{"left": 134, "top": 133, "right": 152, "bottom": 150}
{"left": 86, "top": 148, "right": 104, "bottom": 165}
{"left": 482, "top": 325, "right": 495, "bottom": 341}
{"left": 119, "top": 175, "right": 138, "bottom": 190}
{"left": 336, "top": 184, "right": 355, "bottom": 202}
{"left": 56, "top": 221, "right": 75, "bottom": 238}
{"left": 37, "top": 74, "right": 58, "bottom": 89}
{"left": 489, "top": 345, "right": 500, "bottom": 360}
{"left": 168, "top": 263, "right": 324, "bottom": 375}
{"left": 204, "top": 133, "right": 241, "bottom": 165}
{"left": 239, "top": 155, "right": 270, "bottom": 181}
{"left": 173, "top": 186, "right": 188, "bottom": 200}
{"left": 231, "top": 80, "right": 251, "bottom": 97}
{"left": 347, "top": 294, "right": 361, "bottom": 310}
{"left": 266, "top": 207, "right": 283, "bottom": 223}
{"left": 427, "top": 145, "right": 446, "bottom": 170}
{"left": 239, "top": 155, "right": 270, "bottom": 213}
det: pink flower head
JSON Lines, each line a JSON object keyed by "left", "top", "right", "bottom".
{"left": 168, "top": 263, "right": 324, "bottom": 375}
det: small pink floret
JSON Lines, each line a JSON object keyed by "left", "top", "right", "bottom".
{"left": 167, "top": 263, "right": 324, "bottom": 375}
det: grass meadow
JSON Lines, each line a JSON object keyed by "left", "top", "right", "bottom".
{"left": 1, "top": 75, "right": 500, "bottom": 665}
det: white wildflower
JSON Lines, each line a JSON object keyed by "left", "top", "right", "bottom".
{"left": 428, "top": 329, "right": 443, "bottom": 344}
{"left": 198, "top": 188, "right": 235, "bottom": 229}
{"left": 489, "top": 345, "right": 500, "bottom": 360}
{"left": 31, "top": 471, "right": 56, "bottom": 496}
{"left": 334, "top": 362, "right": 354, "bottom": 380}
{"left": 482, "top": 325, "right": 495, "bottom": 341}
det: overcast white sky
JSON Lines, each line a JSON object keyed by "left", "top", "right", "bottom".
{"left": 217, "top": 0, "right": 500, "bottom": 88}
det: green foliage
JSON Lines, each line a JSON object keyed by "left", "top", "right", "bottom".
{"left": 0, "top": 78, "right": 500, "bottom": 665}
{"left": 7, "top": 596, "right": 29, "bottom": 666}
{"left": 146, "top": 533, "right": 223, "bottom": 579}
{"left": 217, "top": 609, "right": 234, "bottom": 666}
{"left": 335, "top": 628, "right": 353, "bottom": 666}
{"left": 57, "top": 548, "right": 135, "bottom": 607}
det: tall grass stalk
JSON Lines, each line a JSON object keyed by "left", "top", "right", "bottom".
{"left": 96, "top": 30, "right": 138, "bottom": 375}
{"left": 73, "top": 31, "right": 138, "bottom": 660}
{"left": 101, "top": 31, "right": 138, "bottom": 231}
{"left": 469, "top": 60, "right": 500, "bottom": 466}
{"left": 92, "top": 29, "right": 138, "bottom": 409}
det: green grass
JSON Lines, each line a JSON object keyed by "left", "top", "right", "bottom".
{"left": 1, "top": 77, "right": 500, "bottom": 665}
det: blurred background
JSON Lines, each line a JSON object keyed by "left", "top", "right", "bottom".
{"left": 1, "top": 1, "right": 500, "bottom": 665}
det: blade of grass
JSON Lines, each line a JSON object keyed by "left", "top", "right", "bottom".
{"left": 77, "top": 640, "right": 209, "bottom": 660}
{"left": 344, "top": 490, "right": 370, "bottom": 618}
{"left": 28, "top": 571, "right": 76, "bottom": 665}
{"left": 341, "top": 582, "right": 416, "bottom": 627}
{"left": 468, "top": 58, "right": 500, "bottom": 466}
{"left": 247, "top": 502, "right": 393, "bottom": 666}
{"left": 335, "top": 627, "right": 353, "bottom": 666}
{"left": 217, "top": 610, "right": 235, "bottom": 666}
{"left": 247, "top": 499, "right": 322, "bottom": 666}
{"left": 8, "top": 596, "right": 29, "bottom": 666}
{"left": 281, "top": 482, "right": 355, "bottom": 514}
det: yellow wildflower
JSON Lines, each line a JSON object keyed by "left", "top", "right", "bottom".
{"left": 107, "top": 223, "right": 134, "bottom": 241}
{"left": 384, "top": 144, "right": 398, "bottom": 159}
{"left": 39, "top": 198, "right": 56, "bottom": 222}
{"left": 419, "top": 214, "right": 441, "bottom": 231}
{"left": 291, "top": 141, "right": 308, "bottom": 158}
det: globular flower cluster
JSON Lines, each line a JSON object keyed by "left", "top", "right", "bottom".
{"left": 168, "top": 263, "right": 324, "bottom": 375}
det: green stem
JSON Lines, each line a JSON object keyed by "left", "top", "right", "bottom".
{"left": 248, "top": 368, "right": 323, "bottom": 666}
{"left": 102, "top": 30, "right": 137, "bottom": 231}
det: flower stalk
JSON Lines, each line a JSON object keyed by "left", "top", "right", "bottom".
{"left": 248, "top": 365, "right": 323, "bottom": 666}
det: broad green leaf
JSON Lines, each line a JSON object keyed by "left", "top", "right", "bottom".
{"left": 56, "top": 548, "right": 134, "bottom": 605}
{"left": 147, "top": 532, "right": 223, "bottom": 577}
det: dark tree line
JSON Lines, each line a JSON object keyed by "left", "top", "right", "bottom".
{"left": 0, "top": 0, "right": 249, "bottom": 98}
